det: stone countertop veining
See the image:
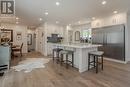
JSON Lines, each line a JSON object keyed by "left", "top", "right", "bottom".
{"left": 50, "top": 43, "right": 102, "bottom": 49}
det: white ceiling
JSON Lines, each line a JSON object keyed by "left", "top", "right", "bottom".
{"left": 11, "top": 0, "right": 130, "bottom": 26}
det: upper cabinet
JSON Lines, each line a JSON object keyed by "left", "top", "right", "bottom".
{"left": 91, "top": 13, "right": 127, "bottom": 28}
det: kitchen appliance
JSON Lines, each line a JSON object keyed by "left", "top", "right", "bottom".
{"left": 47, "top": 34, "right": 63, "bottom": 43}
{"left": 92, "top": 24, "right": 125, "bottom": 61}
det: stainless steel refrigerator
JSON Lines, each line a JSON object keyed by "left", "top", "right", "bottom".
{"left": 92, "top": 24, "right": 125, "bottom": 61}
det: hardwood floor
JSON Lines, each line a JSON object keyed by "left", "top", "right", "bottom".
{"left": 0, "top": 52, "right": 130, "bottom": 87}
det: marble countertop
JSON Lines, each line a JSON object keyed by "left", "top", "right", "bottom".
{"left": 50, "top": 43, "right": 102, "bottom": 49}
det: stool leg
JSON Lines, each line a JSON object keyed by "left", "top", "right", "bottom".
{"left": 66, "top": 54, "right": 69, "bottom": 69}
{"left": 60, "top": 54, "right": 63, "bottom": 66}
{"left": 94, "top": 56, "right": 96, "bottom": 68}
{"left": 88, "top": 54, "right": 90, "bottom": 70}
{"left": 101, "top": 55, "right": 103, "bottom": 70}
{"left": 96, "top": 56, "right": 98, "bottom": 73}
{"left": 56, "top": 52, "right": 59, "bottom": 64}
{"left": 72, "top": 53, "right": 74, "bottom": 67}
{"left": 53, "top": 50, "right": 54, "bottom": 61}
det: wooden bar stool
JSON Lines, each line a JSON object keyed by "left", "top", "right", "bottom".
{"left": 60, "top": 50, "right": 74, "bottom": 69}
{"left": 88, "top": 51, "right": 104, "bottom": 73}
{"left": 52, "top": 48, "right": 63, "bottom": 63}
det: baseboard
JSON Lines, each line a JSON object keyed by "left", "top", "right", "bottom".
{"left": 104, "top": 58, "right": 127, "bottom": 64}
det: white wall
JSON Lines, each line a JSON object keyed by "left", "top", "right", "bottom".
{"left": 71, "top": 23, "right": 91, "bottom": 43}
{"left": 91, "top": 13, "right": 127, "bottom": 28}
{"left": 63, "top": 24, "right": 91, "bottom": 44}
{"left": 1, "top": 23, "right": 28, "bottom": 53}
{"left": 35, "top": 25, "right": 45, "bottom": 55}
{"left": 63, "top": 26, "right": 72, "bottom": 43}
{"left": 36, "top": 23, "right": 64, "bottom": 56}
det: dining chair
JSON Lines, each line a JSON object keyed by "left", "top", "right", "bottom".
{"left": 12, "top": 43, "right": 23, "bottom": 57}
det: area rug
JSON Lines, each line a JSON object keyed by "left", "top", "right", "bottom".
{"left": 11, "top": 58, "right": 51, "bottom": 73}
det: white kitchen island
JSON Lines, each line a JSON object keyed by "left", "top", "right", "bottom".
{"left": 51, "top": 43, "right": 101, "bottom": 73}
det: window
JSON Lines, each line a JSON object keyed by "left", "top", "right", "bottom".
{"left": 82, "top": 29, "right": 91, "bottom": 39}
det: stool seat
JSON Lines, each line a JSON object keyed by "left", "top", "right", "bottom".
{"left": 53, "top": 48, "right": 63, "bottom": 52}
{"left": 60, "top": 50, "right": 68, "bottom": 54}
{"left": 60, "top": 50, "right": 74, "bottom": 68}
{"left": 88, "top": 51, "right": 104, "bottom": 73}
{"left": 60, "top": 50, "right": 74, "bottom": 54}
{"left": 89, "top": 51, "right": 104, "bottom": 56}
{"left": 53, "top": 48, "right": 63, "bottom": 63}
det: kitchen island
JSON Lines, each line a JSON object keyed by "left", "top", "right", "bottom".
{"left": 50, "top": 43, "right": 101, "bottom": 73}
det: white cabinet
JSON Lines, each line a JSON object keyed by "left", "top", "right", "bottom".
{"left": 91, "top": 13, "right": 127, "bottom": 28}
{"left": 47, "top": 43, "right": 54, "bottom": 56}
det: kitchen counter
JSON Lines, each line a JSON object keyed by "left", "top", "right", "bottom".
{"left": 52, "top": 43, "right": 101, "bottom": 49}
{"left": 49, "top": 43, "right": 102, "bottom": 73}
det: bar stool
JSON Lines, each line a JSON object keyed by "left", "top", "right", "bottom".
{"left": 88, "top": 51, "right": 104, "bottom": 73}
{"left": 52, "top": 48, "right": 63, "bottom": 63}
{"left": 60, "top": 50, "right": 74, "bottom": 69}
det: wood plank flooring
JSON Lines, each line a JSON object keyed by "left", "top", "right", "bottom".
{"left": 0, "top": 52, "right": 130, "bottom": 87}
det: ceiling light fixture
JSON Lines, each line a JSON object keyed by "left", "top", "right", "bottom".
{"left": 113, "top": 11, "right": 118, "bottom": 14}
{"left": 45, "top": 12, "right": 49, "bottom": 15}
{"left": 39, "top": 18, "right": 43, "bottom": 21}
{"left": 78, "top": 21, "right": 81, "bottom": 24}
{"left": 16, "top": 22, "right": 19, "bottom": 24}
{"left": 102, "top": 0, "right": 107, "bottom": 5}
{"left": 56, "top": 21, "right": 59, "bottom": 24}
{"left": 69, "top": 24, "right": 71, "bottom": 26}
{"left": 92, "top": 17, "right": 96, "bottom": 20}
{"left": 16, "top": 17, "right": 19, "bottom": 20}
{"left": 56, "top": 2, "right": 60, "bottom": 6}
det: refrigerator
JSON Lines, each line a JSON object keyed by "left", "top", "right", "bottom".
{"left": 92, "top": 24, "right": 125, "bottom": 61}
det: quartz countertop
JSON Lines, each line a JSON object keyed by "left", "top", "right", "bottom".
{"left": 50, "top": 43, "right": 102, "bottom": 49}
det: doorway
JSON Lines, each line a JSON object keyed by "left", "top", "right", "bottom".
{"left": 27, "top": 29, "right": 36, "bottom": 52}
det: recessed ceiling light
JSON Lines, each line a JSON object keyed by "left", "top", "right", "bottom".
{"left": 56, "top": 21, "right": 59, "bottom": 24}
{"left": 45, "top": 12, "right": 49, "bottom": 15}
{"left": 16, "top": 17, "right": 19, "bottom": 20}
{"left": 56, "top": 2, "right": 60, "bottom": 6}
{"left": 69, "top": 24, "right": 71, "bottom": 26}
{"left": 102, "top": 0, "right": 107, "bottom": 5}
{"left": 113, "top": 11, "right": 118, "bottom": 14}
{"left": 16, "top": 22, "right": 19, "bottom": 24}
{"left": 39, "top": 18, "right": 43, "bottom": 21}
{"left": 92, "top": 17, "right": 96, "bottom": 20}
{"left": 78, "top": 21, "right": 81, "bottom": 24}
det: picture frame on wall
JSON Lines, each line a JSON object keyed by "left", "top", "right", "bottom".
{"left": 16, "top": 32, "right": 22, "bottom": 40}
{"left": 1, "top": 29, "right": 13, "bottom": 42}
